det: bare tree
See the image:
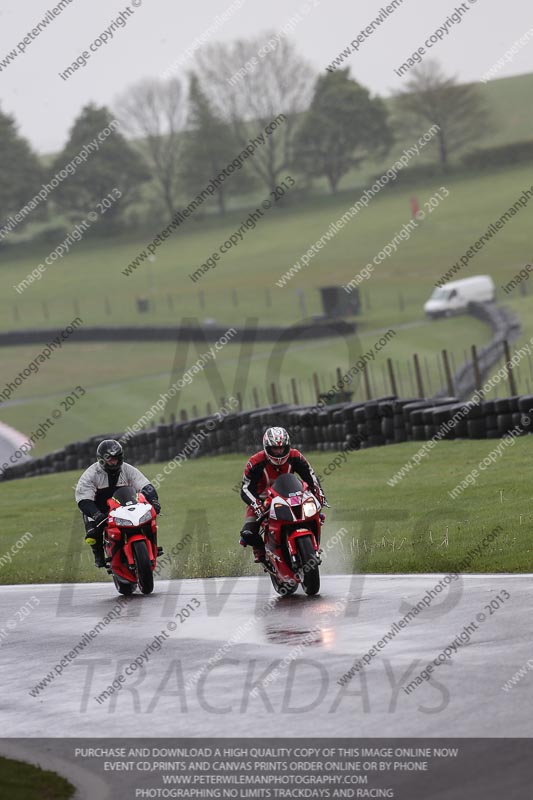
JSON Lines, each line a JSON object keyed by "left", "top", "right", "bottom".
{"left": 194, "top": 36, "right": 315, "bottom": 193}
{"left": 115, "top": 78, "right": 186, "bottom": 216}
{"left": 395, "top": 61, "right": 492, "bottom": 171}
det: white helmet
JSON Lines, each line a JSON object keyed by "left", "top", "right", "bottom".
{"left": 263, "top": 427, "right": 291, "bottom": 466}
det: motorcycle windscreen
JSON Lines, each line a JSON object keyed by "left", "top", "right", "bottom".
{"left": 112, "top": 486, "right": 138, "bottom": 505}
{"left": 271, "top": 473, "right": 303, "bottom": 497}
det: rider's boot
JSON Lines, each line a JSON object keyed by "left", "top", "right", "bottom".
{"left": 85, "top": 532, "right": 105, "bottom": 568}
{"left": 252, "top": 545, "right": 266, "bottom": 564}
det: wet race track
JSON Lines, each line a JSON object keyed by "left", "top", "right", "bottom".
{"left": 1, "top": 573, "right": 532, "bottom": 739}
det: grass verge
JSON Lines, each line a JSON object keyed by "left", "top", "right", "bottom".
{"left": 1, "top": 438, "right": 532, "bottom": 585}
{"left": 0, "top": 756, "right": 74, "bottom": 799}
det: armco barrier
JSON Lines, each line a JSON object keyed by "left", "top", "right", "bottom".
{"left": 2, "top": 394, "right": 533, "bottom": 482}
{"left": 0, "top": 318, "right": 356, "bottom": 347}
{"left": 436, "top": 302, "right": 521, "bottom": 399}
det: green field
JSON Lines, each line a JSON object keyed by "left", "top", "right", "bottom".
{"left": 2, "top": 438, "right": 532, "bottom": 587}
{"left": 0, "top": 756, "right": 73, "bottom": 799}
{"left": 2, "top": 164, "right": 532, "bottom": 331}
{"left": 6, "top": 160, "right": 533, "bottom": 454}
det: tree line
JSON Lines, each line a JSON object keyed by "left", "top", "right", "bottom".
{"left": 0, "top": 35, "right": 491, "bottom": 241}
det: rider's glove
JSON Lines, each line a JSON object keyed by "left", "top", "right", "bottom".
{"left": 315, "top": 487, "right": 326, "bottom": 507}
{"left": 252, "top": 501, "right": 266, "bottom": 520}
{"left": 152, "top": 501, "right": 161, "bottom": 515}
{"left": 92, "top": 511, "right": 107, "bottom": 529}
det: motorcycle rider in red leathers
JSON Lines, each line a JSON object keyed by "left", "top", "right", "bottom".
{"left": 239, "top": 426, "right": 326, "bottom": 563}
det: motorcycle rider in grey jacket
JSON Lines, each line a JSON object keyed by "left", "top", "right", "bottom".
{"left": 75, "top": 439, "right": 161, "bottom": 567}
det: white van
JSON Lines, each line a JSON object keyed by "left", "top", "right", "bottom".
{"left": 424, "top": 275, "right": 495, "bottom": 319}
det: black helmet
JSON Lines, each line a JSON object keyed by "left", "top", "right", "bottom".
{"left": 96, "top": 439, "right": 124, "bottom": 474}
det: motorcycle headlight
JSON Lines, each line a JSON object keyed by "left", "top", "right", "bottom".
{"left": 139, "top": 509, "right": 152, "bottom": 525}
{"left": 113, "top": 517, "right": 134, "bottom": 527}
{"left": 303, "top": 500, "right": 317, "bottom": 518}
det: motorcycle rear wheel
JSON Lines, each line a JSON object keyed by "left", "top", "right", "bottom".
{"left": 133, "top": 540, "right": 154, "bottom": 595}
{"left": 297, "top": 536, "right": 320, "bottom": 596}
{"left": 269, "top": 572, "right": 298, "bottom": 597}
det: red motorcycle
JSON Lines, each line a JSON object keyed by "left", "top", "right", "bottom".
{"left": 260, "top": 473, "right": 323, "bottom": 597}
{"left": 104, "top": 487, "right": 161, "bottom": 595}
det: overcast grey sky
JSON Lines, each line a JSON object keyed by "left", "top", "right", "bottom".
{"left": 1, "top": 0, "right": 532, "bottom": 153}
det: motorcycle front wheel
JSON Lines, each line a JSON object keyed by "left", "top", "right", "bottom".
{"left": 113, "top": 575, "right": 135, "bottom": 595}
{"left": 133, "top": 540, "right": 154, "bottom": 595}
{"left": 297, "top": 536, "right": 320, "bottom": 596}
{"left": 269, "top": 572, "right": 298, "bottom": 597}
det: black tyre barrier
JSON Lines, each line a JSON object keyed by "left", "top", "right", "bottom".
{"left": 3, "top": 393, "right": 533, "bottom": 482}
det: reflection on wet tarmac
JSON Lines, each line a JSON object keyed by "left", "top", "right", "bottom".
{"left": 262, "top": 595, "right": 355, "bottom": 647}
{"left": 263, "top": 624, "right": 325, "bottom": 646}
